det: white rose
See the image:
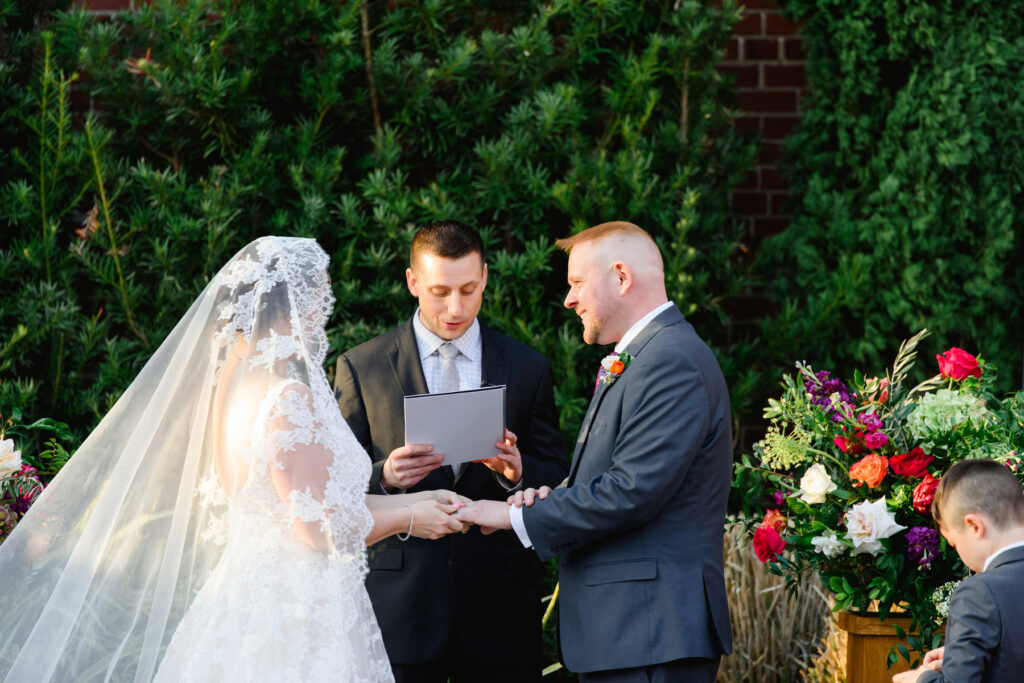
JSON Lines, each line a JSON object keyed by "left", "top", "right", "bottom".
{"left": 844, "top": 497, "right": 905, "bottom": 555}
{"left": 810, "top": 530, "right": 845, "bottom": 558}
{"left": 798, "top": 463, "right": 837, "bottom": 505}
{"left": 0, "top": 438, "right": 22, "bottom": 476}
{"left": 600, "top": 354, "right": 618, "bottom": 371}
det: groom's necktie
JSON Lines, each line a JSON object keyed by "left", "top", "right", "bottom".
{"left": 437, "top": 342, "right": 460, "bottom": 393}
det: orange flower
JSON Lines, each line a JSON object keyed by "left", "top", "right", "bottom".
{"left": 609, "top": 360, "right": 625, "bottom": 374}
{"left": 849, "top": 453, "right": 888, "bottom": 488}
{"left": 760, "top": 508, "right": 787, "bottom": 533}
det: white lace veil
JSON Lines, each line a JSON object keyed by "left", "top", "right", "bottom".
{"left": 0, "top": 236, "right": 374, "bottom": 682}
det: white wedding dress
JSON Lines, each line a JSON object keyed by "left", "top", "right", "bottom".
{"left": 0, "top": 237, "right": 393, "bottom": 682}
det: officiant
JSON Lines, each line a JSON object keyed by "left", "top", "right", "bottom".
{"left": 334, "top": 220, "right": 568, "bottom": 683}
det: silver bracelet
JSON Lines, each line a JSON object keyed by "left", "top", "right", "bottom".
{"left": 396, "top": 504, "right": 413, "bottom": 541}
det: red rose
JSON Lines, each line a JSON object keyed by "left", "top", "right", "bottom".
{"left": 913, "top": 473, "right": 940, "bottom": 513}
{"left": 761, "top": 508, "right": 787, "bottom": 534}
{"left": 936, "top": 348, "right": 981, "bottom": 381}
{"left": 849, "top": 453, "right": 888, "bottom": 488}
{"left": 890, "top": 447, "right": 934, "bottom": 479}
{"left": 752, "top": 526, "right": 786, "bottom": 563}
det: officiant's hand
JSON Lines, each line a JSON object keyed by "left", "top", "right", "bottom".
{"left": 474, "top": 429, "right": 522, "bottom": 485}
{"left": 382, "top": 443, "right": 444, "bottom": 491}
{"left": 454, "top": 499, "right": 512, "bottom": 535}
{"left": 508, "top": 486, "right": 552, "bottom": 508}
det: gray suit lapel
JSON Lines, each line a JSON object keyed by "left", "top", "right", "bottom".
{"left": 566, "top": 305, "right": 685, "bottom": 486}
{"left": 567, "top": 380, "right": 612, "bottom": 485}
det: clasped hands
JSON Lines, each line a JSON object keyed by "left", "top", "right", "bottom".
{"left": 891, "top": 647, "right": 943, "bottom": 683}
{"left": 409, "top": 485, "right": 554, "bottom": 539}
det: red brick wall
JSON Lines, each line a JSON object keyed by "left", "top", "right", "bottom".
{"left": 720, "top": 1, "right": 806, "bottom": 246}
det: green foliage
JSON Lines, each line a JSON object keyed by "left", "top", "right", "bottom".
{"left": 763, "top": 0, "right": 1024, "bottom": 390}
{"left": 0, "top": 0, "right": 754, "bottom": 450}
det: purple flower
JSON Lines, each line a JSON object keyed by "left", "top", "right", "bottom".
{"left": 804, "top": 371, "right": 855, "bottom": 422}
{"left": 9, "top": 465, "right": 43, "bottom": 515}
{"left": 905, "top": 526, "right": 939, "bottom": 570}
{"left": 864, "top": 432, "right": 889, "bottom": 450}
{"left": 772, "top": 491, "right": 786, "bottom": 507}
{"left": 857, "top": 411, "right": 883, "bottom": 432}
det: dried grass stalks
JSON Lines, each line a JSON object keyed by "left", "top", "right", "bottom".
{"left": 716, "top": 521, "right": 841, "bottom": 682}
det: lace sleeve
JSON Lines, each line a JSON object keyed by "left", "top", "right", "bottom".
{"left": 260, "top": 379, "right": 373, "bottom": 561}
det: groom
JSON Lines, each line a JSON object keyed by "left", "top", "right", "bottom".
{"left": 458, "top": 221, "right": 733, "bottom": 682}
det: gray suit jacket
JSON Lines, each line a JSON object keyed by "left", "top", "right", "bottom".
{"left": 522, "top": 304, "right": 733, "bottom": 673}
{"left": 920, "top": 545, "right": 1024, "bottom": 683}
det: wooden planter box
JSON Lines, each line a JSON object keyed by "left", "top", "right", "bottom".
{"left": 836, "top": 611, "right": 916, "bottom": 683}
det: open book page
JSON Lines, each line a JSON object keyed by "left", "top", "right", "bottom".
{"left": 403, "top": 385, "right": 506, "bottom": 467}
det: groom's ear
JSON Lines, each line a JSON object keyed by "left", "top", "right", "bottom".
{"left": 613, "top": 262, "right": 632, "bottom": 293}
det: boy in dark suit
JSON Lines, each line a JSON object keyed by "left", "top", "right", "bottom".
{"left": 894, "top": 458, "right": 1024, "bottom": 683}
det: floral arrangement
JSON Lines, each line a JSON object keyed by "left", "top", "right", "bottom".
{"left": 733, "top": 330, "right": 1024, "bottom": 651}
{"left": 0, "top": 411, "right": 76, "bottom": 545}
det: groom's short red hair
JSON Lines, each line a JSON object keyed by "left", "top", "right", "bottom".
{"left": 555, "top": 221, "right": 655, "bottom": 253}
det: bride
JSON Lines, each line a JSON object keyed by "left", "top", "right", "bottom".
{"left": 0, "top": 236, "right": 467, "bottom": 682}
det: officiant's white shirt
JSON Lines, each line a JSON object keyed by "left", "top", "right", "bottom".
{"left": 509, "top": 301, "right": 675, "bottom": 548}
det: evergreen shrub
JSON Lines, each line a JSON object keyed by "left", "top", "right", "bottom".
{"left": 763, "top": 0, "right": 1024, "bottom": 391}
{"left": 0, "top": 0, "right": 756, "bottom": 448}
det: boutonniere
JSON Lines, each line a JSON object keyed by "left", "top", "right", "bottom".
{"left": 596, "top": 351, "right": 633, "bottom": 390}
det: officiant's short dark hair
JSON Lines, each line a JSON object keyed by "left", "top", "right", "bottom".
{"left": 411, "top": 220, "right": 484, "bottom": 267}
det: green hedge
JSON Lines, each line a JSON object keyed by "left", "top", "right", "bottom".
{"left": 762, "top": 0, "right": 1024, "bottom": 390}
{"left": 0, "top": 0, "right": 755, "bottom": 449}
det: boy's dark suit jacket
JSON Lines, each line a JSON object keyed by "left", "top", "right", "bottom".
{"left": 522, "top": 305, "right": 733, "bottom": 674}
{"left": 920, "top": 545, "right": 1024, "bottom": 683}
{"left": 334, "top": 317, "right": 567, "bottom": 671}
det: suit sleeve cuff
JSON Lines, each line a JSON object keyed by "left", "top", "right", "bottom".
{"left": 509, "top": 504, "right": 533, "bottom": 548}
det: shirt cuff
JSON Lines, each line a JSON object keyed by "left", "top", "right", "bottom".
{"left": 509, "top": 504, "right": 533, "bottom": 548}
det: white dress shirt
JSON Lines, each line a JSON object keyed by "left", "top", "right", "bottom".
{"left": 412, "top": 310, "right": 482, "bottom": 392}
{"left": 509, "top": 301, "right": 676, "bottom": 548}
{"left": 982, "top": 539, "right": 1024, "bottom": 572}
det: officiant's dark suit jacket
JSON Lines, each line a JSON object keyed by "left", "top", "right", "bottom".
{"left": 919, "top": 545, "right": 1024, "bottom": 683}
{"left": 522, "top": 305, "right": 733, "bottom": 674}
{"left": 334, "top": 317, "right": 567, "bottom": 672}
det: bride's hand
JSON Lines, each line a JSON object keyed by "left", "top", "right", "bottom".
{"left": 430, "top": 489, "right": 472, "bottom": 506}
{"left": 409, "top": 499, "right": 467, "bottom": 539}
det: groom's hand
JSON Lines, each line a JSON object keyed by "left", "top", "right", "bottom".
{"left": 454, "top": 499, "right": 512, "bottom": 535}
{"left": 508, "top": 486, "right": 551, "bottom": 508}
{"left": 382, "top": 443, "right": 444, "bottom": 491}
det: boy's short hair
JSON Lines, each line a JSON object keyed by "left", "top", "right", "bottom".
{"left": 410, "top": 221, "right": 484, "bottom": 268}
{"left": 932, "top": 459, "right": 1024, "bottom": 530}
